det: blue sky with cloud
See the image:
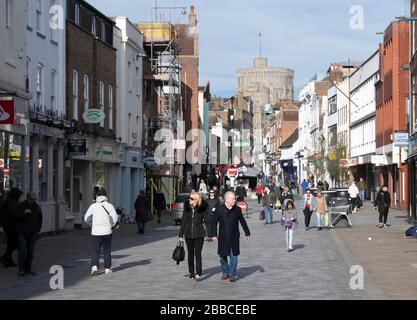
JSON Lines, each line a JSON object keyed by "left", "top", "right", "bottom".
{"left": 87, "top": 0, "right": 408, "bottom": 98}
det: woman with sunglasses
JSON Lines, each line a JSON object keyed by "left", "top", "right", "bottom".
{"left": 178, "top": 192, "right": 209, "bottom": 281}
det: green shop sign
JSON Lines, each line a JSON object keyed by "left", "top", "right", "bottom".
{"left": 82, "top": 109, "right": 105, "bottom": 124}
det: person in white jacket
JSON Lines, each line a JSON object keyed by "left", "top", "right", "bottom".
{"left": 84, "top": 189, "right": 118, "bottom": 275}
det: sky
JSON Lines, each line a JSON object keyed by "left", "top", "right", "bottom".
{"left": 86, "top": 0, "right": 409, "bottom": 98}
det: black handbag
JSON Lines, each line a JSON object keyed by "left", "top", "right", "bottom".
{"left": 172, "top": 240, "right": 185, "bottom": 265}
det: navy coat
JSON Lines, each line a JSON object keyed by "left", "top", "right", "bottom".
{"left": 209, "top": 204, "right": 251, "bottom": 257}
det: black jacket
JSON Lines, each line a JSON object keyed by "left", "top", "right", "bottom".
{"left": 179, "top": 201, "right": 209, "bottom": 239}
{"left": 209, "top": 204, "right": 251, "bottom": 257}
{"left": 374, "top": 190, "right": 391, "bottom": 212}
{"left": 15, "top": 201, "right": 43, "bottom": 235}
{"left": 0, "top": 188, "right": 23, "bottom": 231}
{"left": 154, "top": 193, "right": 166, "bottom": 210}
{"left": 235, "top": 186, "right": 247, "bottom": 199}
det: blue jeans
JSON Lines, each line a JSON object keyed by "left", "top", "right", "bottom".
{"left": 18, "top": 233, "right": 37, "bottom": 272}
{"left": 264, "top": 205, "right": 273, "bottom": 224}
{"left": 220, "top": 248, "right": 238, "bottom": 277}
{"left": 91, "top": 234, "right": 112, "bottom": 269}
{"left": 137, "top": 222, "right": 145, "bottom": 234}
{"left": 359, "top": 191, "right": 365, "bottom": 202}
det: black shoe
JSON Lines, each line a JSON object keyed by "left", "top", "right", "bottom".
{"left": 25, "top": 270, "right": 37, "bottom": 276}
{"left": 158, "top": 219, "right": 161, "bottom": 223}
{"left": 18, "top": 271, "right": 26, "bottom": 277}
{"left": 189, "top": 274, "right": 195, "bottom": 280}
{"left": 318, "top": 227, "right": 322, "bottom": 231}
{"left": 229, "top": 275, "right": 236, "bottom": 282}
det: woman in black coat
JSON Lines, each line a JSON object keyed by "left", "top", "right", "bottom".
{"left": 208, "top": 191, "right": 251, "bottom": 282}
{"left": 134, "top": 191, "right": 150, "bottom": 234}
{"left": 178, "top": 192, "right": 208, "bottom": 281}
{"left": 374, "top": 186, "right": 391, "bottom": 228}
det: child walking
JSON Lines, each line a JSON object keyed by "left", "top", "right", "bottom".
{"left": 281, "top": 200, "right": 298, "bottom": 252}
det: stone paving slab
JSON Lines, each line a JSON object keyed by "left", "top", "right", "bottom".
{"left": 1, "top": 197, "right": 407, "bottom": 300}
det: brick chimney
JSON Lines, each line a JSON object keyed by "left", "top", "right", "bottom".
{"left": 189, "top": 5, "right": 197, "bottom": 27}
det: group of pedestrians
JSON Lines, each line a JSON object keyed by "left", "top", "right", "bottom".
{"left": 0, "top": 189, "right": 43, "bottom": 276}
{"left": 178, "top": 190, "right": 251, "bottom": 282}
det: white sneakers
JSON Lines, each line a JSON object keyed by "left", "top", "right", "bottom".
{"left": 91, "top": 266, "right": 112, "bottom": 275}
{"left": 91, "top": 266, "right": 98, "bottom": 276}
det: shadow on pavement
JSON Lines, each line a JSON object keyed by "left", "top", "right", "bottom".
{"left": 199, "top": 265, "right": 265, "bottom": 281}
{"left": 292, "top": 244, "right": 305, "bottom": 251}
{"left": 112, "top": 259, "right": 152, "bottom": 273}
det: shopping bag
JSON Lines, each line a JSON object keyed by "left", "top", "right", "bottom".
{"left": 323, "top": 212, "right": 330, "bottom": 227}
{"left": 259, "top": 208, "right": 265, "bottom": 221}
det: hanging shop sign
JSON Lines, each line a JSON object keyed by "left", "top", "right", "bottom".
{"left": 67, "top": 139, "right": 87, "bottom": 156}
{"left": 82, "top": 109, "right": 105, "bottom": 124}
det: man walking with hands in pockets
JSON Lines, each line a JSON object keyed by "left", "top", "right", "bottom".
{"left": 209, "top": 191, "right": 251, "bottom": 283}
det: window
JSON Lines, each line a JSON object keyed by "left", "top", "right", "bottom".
{"left": 51, "top": 70, "right": 57, "bottom": 110}
{"left": 36, "top": 0, "right": 42, "bottom": 32}
{"left": 50, "top": 0, "right": 58, "bottom": 42}
{"left": 36, "top": 64, "right": 43, "bottom": 107}
{"left": 128, "top": 62, "right": 132, "bottom": 92}
{"left": 136, "top": 67, "right": 140, "bottom": 94}
{"left": 83, "top": 74, "right": 89, "bottom": 113}
{"left": 92, "top": 16, "right": 96, "bottom": 36}
{"left": 101, "top": 21, "right": 105, "bottom": 41}
{"left": 6, "top": 0, "right": 12, "bottom": 58}
{"left": 109, "top": 86, "right": 113, "bottom": 130}
{"left": 99, "top": 81, "right": 104, "bottom": 127}
{"left": 128, "top": 113, "right": 132, "bottom": 144}
{"left": 75, "top": 3, "right": 80, "bottom": 25}
{"left": 72, "top": 70, "right": 78, "bottom": 120}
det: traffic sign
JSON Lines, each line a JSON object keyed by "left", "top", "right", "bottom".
{"left": 3, "top": 167, "right": 9, "bottom": 175}
{"left": 227, "top": 166, "right": 237, "bottom": 177}
{"left": 237, "top": 201, "right": 247, "bottom": 211}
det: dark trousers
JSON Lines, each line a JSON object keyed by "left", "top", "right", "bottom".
{"left": 257, "top": 194, "right": 262, "bottom": 203}
{"left": 185, "top": 238, "right": 204, "bottom": 276}
{"left": 2, "top": 228, "right": 18, "bottom": 263}
{"left": 91, "top": 234, "right": 112, "bottom": 269}
{"left": 303, "top": 208, "right": 313, "bottom": 227}
{"left": 379, "top": 207, "right": 389, "bottom": 224}
{"left": 17, "top": 233, "right": 37, "bottom": 272}
{"left": 137, "top": 222, "right": 145, "bottom": 234}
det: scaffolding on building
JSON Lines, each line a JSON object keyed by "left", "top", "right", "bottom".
{"left": 136, "top": 20, "right": 183, "bottom": 215}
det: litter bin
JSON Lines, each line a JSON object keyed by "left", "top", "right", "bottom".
{"left": 322, "top": 190, "right": 337, "bottom": 206}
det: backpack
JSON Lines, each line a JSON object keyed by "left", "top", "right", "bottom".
{"left": 405, "top": 225, "right": 417, "bottom": 237}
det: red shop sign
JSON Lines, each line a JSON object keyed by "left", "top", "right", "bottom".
{"left": 0, "top": 99, "right": 15, "bottom": 125}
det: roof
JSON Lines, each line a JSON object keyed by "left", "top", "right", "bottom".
{"left": 280, "top": 129, "right": 298, "bottom": 148}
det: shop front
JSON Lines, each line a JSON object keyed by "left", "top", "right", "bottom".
{"left": 29, "top": 123, "right": 67, "bottom": 233}
{"left": 349, "top": 155, "right": 376, "bottom": 201}
{"left": 408, "top": 134, "right": 417, "bottom": 223}
{"left": 118, "top": 148, "right": 145, "bottom": 218}
{"left": 68, "top": 136, "right": 122, "bottom": 228}
{"left": 0, "top": 96, "right": 30, "bottom": 201}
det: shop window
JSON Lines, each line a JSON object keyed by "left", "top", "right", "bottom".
{"left": 0, "top": 133, "right": 24, "bottom": 192}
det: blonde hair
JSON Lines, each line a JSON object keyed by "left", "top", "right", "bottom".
{"left": 190, "top": 192, "right": 202, "bottom": 207}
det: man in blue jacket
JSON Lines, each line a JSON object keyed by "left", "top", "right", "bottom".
{"left": 209, "top": 191, "right": 251, "bottom": 282}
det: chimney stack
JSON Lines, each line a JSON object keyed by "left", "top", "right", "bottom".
{"left": 189, "top": 5, "right": 197, "bottom": 27}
